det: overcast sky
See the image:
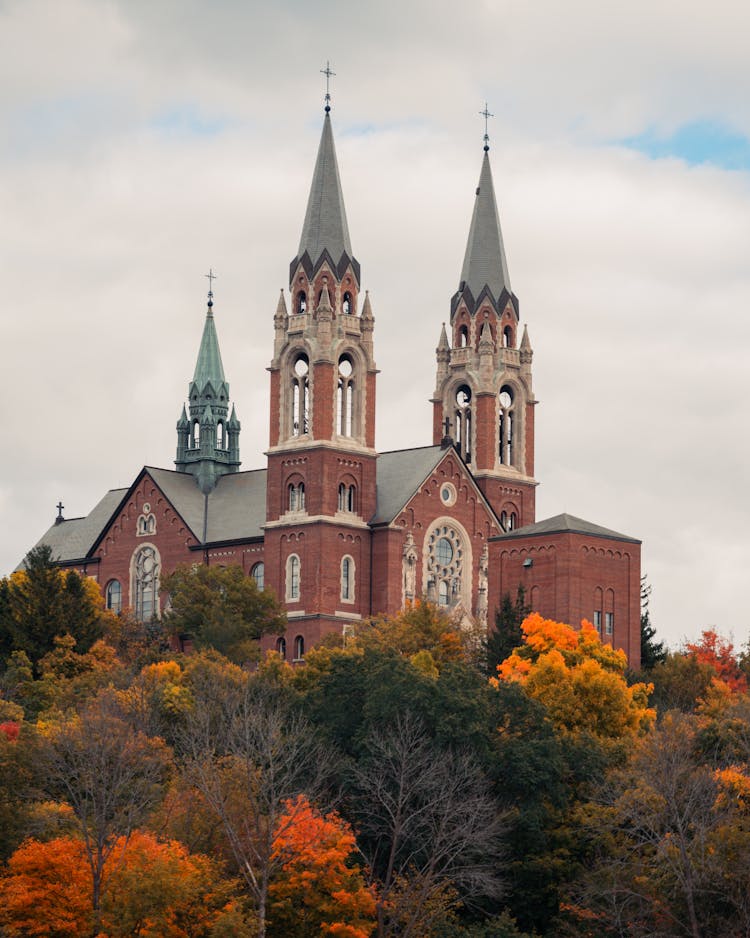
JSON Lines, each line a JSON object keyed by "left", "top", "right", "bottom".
{"left": 1, "top": 0, "right": 749, "bottom": 649}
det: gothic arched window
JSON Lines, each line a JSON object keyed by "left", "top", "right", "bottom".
{"left": 343, "top": 291, "right": 352, "bottom": 314}
{"left": 287, "top": 554, "right": 300, "bottom": 601}
{"left": 217, "top": 421, "right": 225, "bottom": 449}
{"left": 341, "top": 556, "right": 354, "bottom": 601}
{"left": 277, "top": 636, "right": 287, "bottom": 659}
{"left": 458, "top": 325, "right": 469, "bottom": 347}
{"left": 426, "top": 524, "right": 464, "bottom": 610}
{"left": 294, "top": 635, "right": 305, "bottom": 661}
{"left": 192, "top": 421, "right": 200, "bottom": 448}
{"left": 132, "top": 545, "right": 160, "bottom": 621}
{"left": 498, "top": 386, "right": 515, "bottom": 466}
{"left": 503, "top": 325, "right": 513, "bottom": 348}
{"left": 455, "top": 385, "right": 472, "bottom": 464}
{"left": 288, "top": 482, "right": 305, "bottom": 512}
{"left": 251, "top": 562, "right": 265, "bottom": 591}
{"left": 291, "top": 355, "right": 310, "bottom": 437}
{"left": 338, "top": 482, "right": 357, "bottom": 513}
{"left": 296, "top": 291, "right": 307, "bottom": 314}
{"left": 337, "top": 356, "right": 354, "bottom": 437}
{"left": 105, "top": 579, "right": 122, "bottom": 614}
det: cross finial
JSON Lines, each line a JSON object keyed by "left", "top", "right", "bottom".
{"left": 205, "top": 268, "right": 217, "bottom": 310}
{"left": 55, "top": 501, "right": 65, "bottom": 524}
{"left": 321, "top": 60, "right": 336, "bottom": 112}
{"left": 480, "top": 102, "right": 494, "bottom": 152}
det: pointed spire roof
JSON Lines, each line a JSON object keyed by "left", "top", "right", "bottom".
{"left": 192, "top": 302, "right": 226, "bottom": 390}
{"left": 297, "top": 112, "right": 353, "bottom": 265}
{"left": 438, "top": 323, "right": 449, "bottom": 350}
{"left": 459, "top": 150, "right": 511, "bottom": 300}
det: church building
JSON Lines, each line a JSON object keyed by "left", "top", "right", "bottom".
{"left": 29, "top": 98, "right": 642, "bottom": 669}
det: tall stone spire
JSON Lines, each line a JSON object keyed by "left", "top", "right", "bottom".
{"left": 457, "top": 150, "right": 513, "bottom": 312}
{"left": 175, "top": 289, "right": 240, "bottom": 493}
{"left": 292, "top": 112, "right": 357, "bottom": 281}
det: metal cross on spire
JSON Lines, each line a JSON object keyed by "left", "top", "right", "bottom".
{"left": 205, "top": 268, "right": 217, "bottom": 309}
{"left": 321, "top": 60, "right": 336, "bottom": 112}
{"left": 480, "top": 102, "right": 494, "bottom": 152}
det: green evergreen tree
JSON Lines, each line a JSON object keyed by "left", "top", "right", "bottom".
{"left": 639, "top": 575, "right": 666, "bottom": 670}
{"left": 486, "top": 586, "right": 530, "bottom": 675}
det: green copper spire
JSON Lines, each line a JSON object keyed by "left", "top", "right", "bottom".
{"left": 175, "top": 286, "right": 240, "bottom": 493}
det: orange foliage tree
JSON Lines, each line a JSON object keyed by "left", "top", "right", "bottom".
{"left": 268, "top": 794, "right": 376, "bottom": 938}
{"left": 0, "top": 831, "right": 253, "bottom": 938}
{"left": 495, "top": 613, "right": 654, "bottom": 741}
{"left": 685, "top": 627, "right": 747, "bottom": 694}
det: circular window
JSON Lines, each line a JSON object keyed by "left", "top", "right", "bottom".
{"left": 339, "top": 356, "right": 353, "bottom": 377}
{"left": 142, "top": 503, "right": 150, "bottom": 514}
{"left": 499, "top": 388, "right": 513, "bottom": 409}
{"left": 294, "top": 355, "right": 309, "bottom": 377}
{"left": 456, "top": 385, "right": 472, "bottom": 408}
{"left": 440, "top": 482, "right": 457, "bottom": 506}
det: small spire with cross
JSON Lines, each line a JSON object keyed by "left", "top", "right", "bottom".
{"left": 55, "top": 501, "right": 65, "bottom": 525}
{"left": 441, "top": 415, "right": 453, "bottom": 449}
{"left": 321, "top": 60, "right": 336, "bottom": 112}
{"left": 205, "top": 268, "right": 217, "bottom": 312}
{"left": 479, "top": 102, "right": 494, "bottom": 152}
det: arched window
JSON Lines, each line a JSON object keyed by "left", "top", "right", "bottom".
{"left": 593, "top": 587, "right": 603, "bottom": 631}
{"left": 341, "top": 556, "right": 354, "bottom": 601}
{"left": 217, "top": 421, "right": 225, "bottom": 449}
{"left": 288, "top": 482, "right": 305, "bottom": 512}
{"left": 251, "top": 562, "right": 265, "bottom": 591}
{"left": 503, "top": 325, "right": 513, "bottom": 348}
{"left": 294, "top": 635, "right": 305, "bottom": 661}
{"left": 605, "top": 589, "right": 615, "bottom": 635}
{"left": 296, "top": 291, "right": 307, "bottom": 314}
{"left": 458, "top": 325, "right": 468, "bottom": 347}
{"left": 291, "top": 355, "right": 310, "bottom": 436}
{"left": 498, "top": 386, "right": 515, "bottom": 466}
{"left": 105, "top": 579, "right": 122, "bottom": 614}
{"left": 426, "top": 522, "right": 466, "bottom": 610}
{"left": 338, "top": 483, "right": 356, "bottom": 513}
{"left": 192, "top": 421, "right": 200, "bottom": 447}
{"left": 455, "top": 385, "right": 472, "bottom": 464}
{"left": 287, "top": 554, "right": 300, "bottom": 601}
{"left": 133, "top": 545, "right": 160, "bottom": 621}
{"left": 277, "top": 636, "right": 287, "bottom": 659}
{"left": 337, "top": 356, "right": 354, "bottom": 437}
{"left": 343, "top": 291, "right": 352, "bottom": 314}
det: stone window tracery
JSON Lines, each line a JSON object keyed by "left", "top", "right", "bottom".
{"left": 132, "top": 544, "right": 160, "bottom": 621}
{"left": 337, "top": 355, "right": 354, "bottom": 437}
{"left": 137, "top": 504, "right": 156, "bottom": 537}
{"left": 426, "top": 523, "right": 464, "bottom": 609}
{"left": 498, "top": 385, "right": 515, "bottom": 466}
{"left": 455, "top": 385, "right": 472, "bottom": 464}
{"left": 338, "top": 482, "right": 356, "bottom": 512}
{"left": 291, "top": 355, "right": 310, "bottom": 437}
{"left": 288, "top": 481, "right": 305, "bottom": 512}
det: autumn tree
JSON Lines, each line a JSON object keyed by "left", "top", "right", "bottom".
{"left": 685, "top": 627, "right": 747, "bottom": 693}
{"left": 0, "top": 831, "right": 254, "bottom": 937}
{"left": 39, "top": 698, "right": 172, "bottom": 930}
{"left": 350, "top": 713, "right": 506, "bottom": 938}
{"left": 496, "top": 614, "right": 654, "bottom": 743}
{"left": 0, "top": 545, "right": 112, "bottom": 672}
{"left": 268, "top": 794, "right": 376, "bottom": 938}
{"left": 486, "top": 586, "right": 530, "bottom": 675}
{"left": 177, "top": 668, "right": 333, "bottom": 938}
{"left": 161, "top": 563, "right": 286, "bottom": 663}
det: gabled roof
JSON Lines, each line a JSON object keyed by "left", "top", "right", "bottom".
{"left": 493, "top": 512, "right": 641, "bottom": 544}
{"left": 206, "top": 469, "right": 267, "bottom": 542}
{"left": 25, "top": 488, "right": 128, "bottom": 566}
{"left": 459, "top": 150, "right": 511, "bottom": 301}
{"left": 296, "top": 112, "right": 353, "bottom": 267}
{"left": 145, "top": 467, "right": 207, "bottom": 539}
{"left": 371, "top": 446, "right": 446, "bottom": 525}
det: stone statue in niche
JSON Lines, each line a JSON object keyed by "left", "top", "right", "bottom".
{"left": 402, "top": 530, "right": 418, "bottom": 604}
{"left": 477, "top": 543, "right": 489, "bottom": 629}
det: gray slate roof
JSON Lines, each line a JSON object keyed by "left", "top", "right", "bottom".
{"left": 459, "top": 150, "right": 511, "bottom": 299}
{"left": 192, "top": 308, "right": 226, "bottom": 390}
{"left": 494, "top": 512, "right": 640, "bottom": 544}
{"left": 206, "top": 469, "right": 267, "bottom": 542}
{"left": 25, "top": 487, "right": 128, "bottom": 566}
{"left": 297, "top": 112, "right": 353, "bottom": 264}
{"left": 370, "top": 446, "right": 446, "bottom": 525}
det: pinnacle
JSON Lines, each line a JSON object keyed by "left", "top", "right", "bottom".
{"left": 361, "top": 290, "right": 373, "bottom": 319}
{"left": 193, "top": 306, "right": 226, "bottom": 391}
{"left": 276, "top": 289, "right": 288, "bottom": 316}
{"left": 438, "top": 323, "right": 449, "bottom": 350}
{"left": 459, "top": 150, "right": 511, "bottom": 301}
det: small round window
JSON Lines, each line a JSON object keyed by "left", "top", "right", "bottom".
{"left": 440, "top": 482, "right": 457, "bottom": 506}
{"left": 456, "top": 385, "right": 472, "bottom": 408}
{"left": 339, "top": 356, "right": 353, "bottom": 377}
{"left": 294, "top": 355, "right": 309, "bottom": 377}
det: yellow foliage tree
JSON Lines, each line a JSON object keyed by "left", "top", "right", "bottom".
{"left": 494, "top": 614, "right": 654, "bottom": 741}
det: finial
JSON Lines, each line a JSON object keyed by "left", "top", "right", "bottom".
{"left": 321, "top": 60, "right": 336, "bottom": 112}
{"left": 479, "top": 102, "right": 493, "bottom": 152}
{"left": 55, "top": 501, "right": 65, "bottom": 525}
{"left": 205, "top": 268, "right": 217, "bottom": 312}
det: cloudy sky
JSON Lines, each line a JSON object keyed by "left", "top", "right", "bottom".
{"left": 1, "top": 0, "right": 749, "bottom": 649}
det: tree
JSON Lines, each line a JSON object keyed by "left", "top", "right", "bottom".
{"left": 0, "top": 832, "right": 254, "bottom": 938}
{"left": 351, "top": 713, "right": 506, "bottom": 938}
{"left": 685, "top": 627, "right": 746, "bottom": 693}
{"left": 161, "top": 563, "right": 286, "bottom": 663}
{"left": 649, "top": 651, "right": 717, "bottom": 713}
{"left": 495, "top": 614, "right": 654, "bottom": 743}
{"left": 40, "top": 698, "right": 172, "bottom": 930}
{"left": 486, "top": 586, "right": 530, "bottom": 675}
{"left": 177, "top": 670, "right": 333, "bottom": 938}
{"left": 639, "top": 575, "right": 666, "bottom": 671}
{"left": 268, "top": 794, "right": 377, "bottom": 938}
{"left": 0, "top": 545, "right": 112, "bottom": 672}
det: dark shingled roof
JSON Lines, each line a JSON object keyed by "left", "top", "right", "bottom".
{"left": 371, "top": 446, "right": 446, "bottom": 525}
{"left": 206, "top": 469, "right": 267, "bottom": 542}
{"left": 459, "top": 150, "right": 511, "bottom": 300}
{"left": 493, "top": 512, "right": 640, "bottom": 544}
{"left": 25, "top": 488, "right": 128, "bottom": 566}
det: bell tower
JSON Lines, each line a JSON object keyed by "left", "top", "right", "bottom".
{"left": 264, "top": 85, "right": 377, "bottom": 648}
{"left": 432, "top": 123, "right": 537, "bottom": 530}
